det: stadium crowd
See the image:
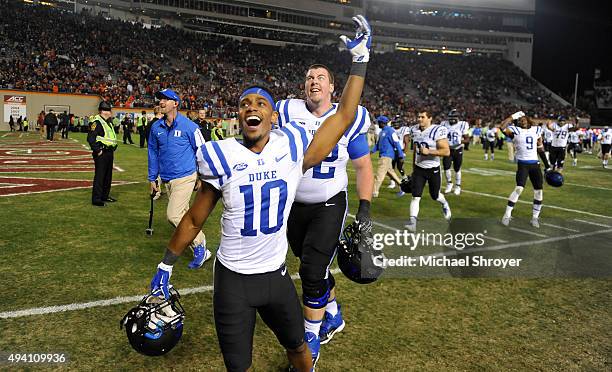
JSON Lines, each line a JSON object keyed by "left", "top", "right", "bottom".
{"left": 0, "top": 2, "right": 587, "bottom": 124}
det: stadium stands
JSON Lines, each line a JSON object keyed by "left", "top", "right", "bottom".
{"left": 0, "top": 2, "right": 586, "bottom": 122}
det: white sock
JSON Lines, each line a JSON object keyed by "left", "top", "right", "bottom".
{"left": 305, "top": 318, "right": 322, "bottom": 336}
{"left": 455, "top": 171, "right": 462, "bottom": 187}
{"left": 484, "top": 154, "right": 488, "bottom": 160}
{"left": 326, "top": 298, "right": 338, "bottom": 316}
{"left": 504, "top": 205, "right": 514, "bottom": 218}
{"left": 410, "top": 197, "right": 421, "bottom": 220}
{"left": 445, "top": 169, "right": 452, "bottom": 183}
{"left": 533, "top": 201, "right": 543, "bottom": 218}
{"left": 491, "top": 153, "right": 495, "bottom": 160}
{"left": 436, "top": 193, "right": 448, "bottom": 207}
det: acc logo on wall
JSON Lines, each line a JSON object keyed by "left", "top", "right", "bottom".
{"left": 4, "top": 95, "right": 27, "bottom": 123}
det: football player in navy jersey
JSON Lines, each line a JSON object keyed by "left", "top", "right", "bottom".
{"left": 148, "top": 16, "right": 372, "bottom": 372}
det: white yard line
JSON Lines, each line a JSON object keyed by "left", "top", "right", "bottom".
{"left": 428, "top": 228, "right": 612, "bottom": 258}
{"left": 574, "top": 219, "right": 612, "bottom": 228}
{"left": 0, "top": 269, "right": 340, "bottom": 319}
{"left": 540, "top": 223, "right": 580, "bottom": 232}
{"left": 508, "top": 227, "right": 548, "bottom": 238}
{"left": 461, "top": 189, "right": 612, "bottom": 220}
{"left": 482, "top": 235, "right": 508, "bottom": 243}
{"left": 564, "top": 182, "right": 612, "bottom": 191}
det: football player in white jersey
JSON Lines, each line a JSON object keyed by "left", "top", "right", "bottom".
{"left": 542, "top": 124, "right": 553, "bottom": 161}
{"left": 546, "top": 115, "right": 576, "bottom": 172}
{"left": 441, "top": 109, "right": 469, "bottom": 195}
{"left": 484, "top": 123, "right": 498, "bottom": 160}
{"left": 275, "top": 63, "right": 374, "bottom": 361}
{"left": 567, "top": 129, "right": 581, "bottom": 166}
{"left": 600, "top": 126, "right": 612, "bottom": 168}
{"left": 148, "top": 15, "right": 372, "bottom": 372}
{"left": 405, "top": 110, "right": 451, "bottom": 232}
{"left": 500, "top": 112, "right": 551, "bottom": 228}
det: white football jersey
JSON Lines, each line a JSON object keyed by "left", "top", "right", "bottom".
{"left": 485, "top": 127, "right": 498, "bottom": 142}
{"left": 395, "top": 126, "right": 411, "bottom": 150}
{"left": 550, "top": 122, "right": 574, "bottom": 147}
{"left": 196, "top": 123, "right": 311, "bottom": 274}
{"left": 276, "top": 99, "right": 370, "bottom": 204}
{"left": 568, "top": 131, "right": 580, "bottom": 144}
{"left": 441, "top": 120, "right": 469, "bottom": 149}
{"left": 412, "top": 124, "right": 448, "bottom": 169}
{"left": 543, "top": 126, "right": 553, "bottom": 143}
{"left": 601, "top": 129, "right": 612, "bottom": 145}
{"left": 508, "top": 125, "right": 542, "bottom": 163}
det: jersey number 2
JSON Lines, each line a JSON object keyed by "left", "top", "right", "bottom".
{"left": 240, "top": 180, "right": 288, "bottom": 236}
{"left": 313, "top": 145, "right": 339, "bottom": 179}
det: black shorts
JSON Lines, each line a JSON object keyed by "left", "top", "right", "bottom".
{"left": 549, "top": 146, "right": 566, "bottom": 168}
{"left": 544, "top": 142, "right": 551, "bottom": 152}
{"left": 516, "top": 162, "right": 543, "bottom": 189}
{"left": 602, "top": 144, "right": 611, "bottom": 155}
{"left": 287, "top": 191, "right": 347, "bottom": 295}
{"left": 442, "top": 147, "right": 463, "bottom": 172}
{"left": 411, "top": 165, "right": 441, "bottom": 199}
{"left": 485, "top": 140, "right": 496, "bottom": 152}
{"left": 213, "top": 260, "right": 304, "bottom": 372}
{"left": 567, "top": 143, "right": 579, "bottom": 154}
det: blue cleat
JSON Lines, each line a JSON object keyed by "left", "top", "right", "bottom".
{"left": 319, "top": 305, "right": 346, "bottom": 345}
{"left": 305, "top": 331, "right": 320, "bottom": 369}
{"left": 187, "top": 246, "right": 212, "bottom": 269}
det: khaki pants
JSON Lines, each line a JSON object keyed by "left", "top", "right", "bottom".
{"left": 367, "top": 133, "right": 378, "bottom": 148}
{"left": 373, "top": 156, "right": 402, "bottom": 194}
{"left": 507, "top": 141, "right": 515, "bottom": 161}
{"left": 165, "top": 172, "right": 206, "bottom": 249}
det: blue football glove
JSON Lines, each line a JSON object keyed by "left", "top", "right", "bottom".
{"left": 150, "top": 262, "right": 173, "bottom": 299}
{"left": 340, "top": 15, "right": 372, "bottom": 63}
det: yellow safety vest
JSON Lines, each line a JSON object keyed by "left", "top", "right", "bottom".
{"left": 93, "top": 115, "right": 118, "bottom": 149}
{"left": 137, "top": 116, "right": 145, "bottom": 127}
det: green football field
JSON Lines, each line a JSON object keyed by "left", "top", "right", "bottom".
{"left": 1, "top": 131, "right": 610, "bottom": 371}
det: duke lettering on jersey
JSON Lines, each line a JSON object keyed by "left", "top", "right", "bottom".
{"left": 442, "top": 120, "right": 469, "bottom": 149}
{"left": 508, "top": 125, "right": 542, "bottom": 163}
{"left": 276, "top": 99, "right": 370, "bottom": 203}
{"left": 413, "top": 125, "right": 448, "bottom": 169}
{"left": 551, "top": 122, "right": 574, "bottom": 147}
{"left": 196, "top": 122, "right": 312, "bottom": 274}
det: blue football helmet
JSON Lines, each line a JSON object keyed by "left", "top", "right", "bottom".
{"left": 545, "top": 171, "right": 564, "bottom": 187}
{"left": 337, "top": 221, "right": 384, "bottom": 284}
{"left": 120, "top": 288, "right": 185, "bottom": 356}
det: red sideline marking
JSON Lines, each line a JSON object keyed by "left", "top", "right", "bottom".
{"left": 0, "top": 149, "right": 90, "bottom": 158}
{"left": 0, "top": 176, "right": 136, "bottom": 197}
{"left": 0, "top": 166, "right": 93, "bottom": 173}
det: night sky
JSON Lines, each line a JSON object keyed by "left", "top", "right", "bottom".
{"left": 533, "top": 0, "right": 612, "bottom": 97}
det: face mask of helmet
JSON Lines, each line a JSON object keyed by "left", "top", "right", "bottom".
{"left": 337, "top": 221, "right": 385, "bottom": 284}
{"left": 120, "top": 288, "right": 185, "bottom": 356}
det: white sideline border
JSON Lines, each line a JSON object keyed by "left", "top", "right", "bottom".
{"left": 0, "top": 269, "right": 340, "bottom": 320}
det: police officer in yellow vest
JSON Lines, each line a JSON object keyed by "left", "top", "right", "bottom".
{"left": 87, "top": 101, "right": 118, "bottom": 207}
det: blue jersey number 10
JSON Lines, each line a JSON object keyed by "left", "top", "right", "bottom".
{"left": 240, "top": 180, "right": 288, "bottom": 236}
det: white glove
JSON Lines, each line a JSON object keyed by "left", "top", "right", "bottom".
{"left": 511, "top": 111, "right": 526, "bottom": 120}
{"left": 339, "top": 15, "right": 372, "bottom": 63}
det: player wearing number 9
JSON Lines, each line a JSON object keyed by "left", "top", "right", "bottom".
{"left": 148, "top": 14, "right": 371, "bottom": 372}
{"left": 499, "top": 112, "right": 551, "bottom": 228}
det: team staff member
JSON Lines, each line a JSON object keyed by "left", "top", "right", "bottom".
{"left": 148, "top": 88, "right": 211, "bottom": 269}
{"left": 87, "top": 101, "right": 118, "bottom": 207}
{"left": 137, "top": 110, "right": 147, "bottom": 148}
{"left": 371, "top": 115, "right": 404, "bottom": 197}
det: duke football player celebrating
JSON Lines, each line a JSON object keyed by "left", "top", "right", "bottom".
{"left": 600, "top": 126, "right": 612, "bottom": 168}
{"left": 500, "top": 112, "right": 551, "bottom": 228}
{"left": 546, "top": 115, "right": 575, "bottom": 172}
{"left": 276, "top": 63, "right": 374, "bottom": 362}
{"left": 441, "top": 109, "right": 469, "bottom": 195}
{"left": 405, "top": 110, "right": 451, "bottom": 232}
{"left": 149, "top": 16, "right": 372, "bottom": 372}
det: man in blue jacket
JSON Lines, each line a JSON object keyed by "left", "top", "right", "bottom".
{"left": 371, "top": 115, "right": 404, "bottom": 197}
{"left": 148, "top": 89, "right": 211, "bottom": 269}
